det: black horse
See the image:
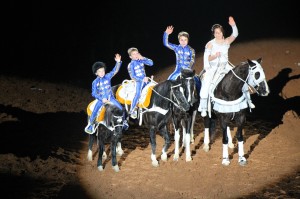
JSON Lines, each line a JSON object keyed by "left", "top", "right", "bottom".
{"left": 202, "top": 58, "right": 269, "bottom": 166}
{"left": 171, "top": 69, "right": 199, "bottom": 161}
{"left": 87, "top": 103, "right": 124, "bottom": 172}
{"left": 137, "top": 79, "right": 190, "bottom": 167}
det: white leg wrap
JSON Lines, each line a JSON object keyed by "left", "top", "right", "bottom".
{"left": 87, "top": 149, "right": 93, "bottom": 161}
{"left": 223, "top": 144, "right": 229, "bottom": 158}
{"left": 182, "top": 126, "right": 187, "bottom": 147}
{"left": 204, "top": 128, "right": 210, "bottom": 144}
{"left": 238, "top": 141, "right": 244, "bottom": 157}
{"left": 151, "top": 153, "right": 159, "bottom": 167}
{"left": 185, "top": 134, "right": 192, "bottom": 161}
{"left": 174, "top": 129, "right": 180, "bottom": 157}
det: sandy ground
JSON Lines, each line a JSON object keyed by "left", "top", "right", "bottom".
{"left": 0, "top": 39, "right": 299, "bottom": 199}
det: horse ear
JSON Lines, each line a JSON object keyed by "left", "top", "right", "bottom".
{"left": 247, "top": 59, "right": 256, "bottom": 67}
{"left": 257, "top": 58, "right": 262, "bottom": 64}
{"left": 193, "top": 69, "right": 196, "bottom": 75}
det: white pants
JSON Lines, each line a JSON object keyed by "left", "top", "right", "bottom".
{"left": 198, "top": 62, "right": 231, "bottom": 112}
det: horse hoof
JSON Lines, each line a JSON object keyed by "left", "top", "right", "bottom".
{"left": 152, "top": 160, "right": 159, "bottom": 167}
{"left": 203, "top": 145, "right": 210, "bottom": 152}
{"left": 173, "top": 154, "right": 179, "bottom": 161}
{"left": 186, "top": 156, "right": 192, "bottom": 162}
{"left": 238, "top": 156, "right": 247, "bottom": 166}
{"left": 112, "top": 165, "right": 120, "bottom": 172}
{"left": 228, "top": 143, "right": 234, "bottom": 149}
{"left": 98, "top": 165, "right": 104, "bottom": 171}
{"left": 161, "top": 154, "right": 167, "bottom": 162}
{"left": 222, "top": 158, "right": 230, "bottom": 166}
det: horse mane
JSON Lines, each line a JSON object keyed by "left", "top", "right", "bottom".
{"left": 215, "top": 61, "right": 250, "bottom": 100}
{"left": 180, "top": 68, "right": 195, "bottom": 78}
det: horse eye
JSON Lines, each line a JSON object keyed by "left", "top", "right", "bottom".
{"left": 255, "top": 72, "right": 260, "bottom": 80}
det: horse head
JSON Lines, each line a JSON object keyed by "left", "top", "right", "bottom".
{"left": 104, "top": 103, "right": 124, "bottom": 135}
{"left": 170, "top": 80, "right": 191, "bottom": 111}
{"left": 179, "top": 68, "right": 197, "bottom": 105}
{"left": 247, "top": 58, "right": 270, "bottom": 96}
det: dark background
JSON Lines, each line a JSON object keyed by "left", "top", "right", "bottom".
{"left": 3, "top": 0, "right": 299, "bottom": 89}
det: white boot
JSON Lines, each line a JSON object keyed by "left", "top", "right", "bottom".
{"left": 198, "top": 98, "right": 208, "bottom": 117}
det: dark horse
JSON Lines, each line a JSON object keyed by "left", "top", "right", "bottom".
{"left": 87, "top": 103, "right": 124, "bottom": 172}
{"left": 202, "top": 58, "right": 269, "bottom": 166}
{"left": 139, "top": 79, "right": 190, "bottom": 167}
{"left": 171, "top": 68, "right": 199, "bottom": 161}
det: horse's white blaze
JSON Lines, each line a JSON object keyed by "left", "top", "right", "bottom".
{"left": 174, "top": 129, "right": 180, "bottom": 159}
{"left": 87, "top": 149, "right": 93, "bottom": 161}
{"left": 238, "top": 141, "right": 244, "bottom": 157}
{"left": 185, "top": 134, "right": 192, "bottom": 162}
{"left": 227, "top": 127, "right": 234, "bottom": 149}
{"left": 187, "top": 79, "right": 191, "bottom": 103}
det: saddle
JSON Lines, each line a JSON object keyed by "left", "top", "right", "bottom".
{"left": 86, "top": 100, "right": 106, "bottom": 123}
{"left": 116, "top": 80, "right": 157, "bottom": 109}
{"left": 208, "top": 65, "right": 248, "bottom": 115}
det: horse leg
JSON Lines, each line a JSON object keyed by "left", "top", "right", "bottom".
{"left": 149, "top": 126, "right": 159, "bottom": 167}
{"left": 160, "top": 125, "right": 171, "bottom": 162}
{"left": 220, "top": 115, "right": 230, "bottom": 166}
{"left": 236, "top": 114, "right": 247, "bottom": 166}
{"left": 181, "top": 119, "right": 187, "bottom": 148}
{"left": 227, "top": 126, "right": 234, "bottom": 149}
{"left": 173, "top": 120, "right": 181, "bottom": 161}
{"left": 184, "top": 117, "right": 192, "bottom": 162}
{"left": 97, "top": 135, "right": 105, "bottom": 171}
{"left": 111, "top": 137, "right": 120, "bottom": 172}
{"left": 190, "top": 110, "right": 197, "bottom": 144}
{"left": 87, "top": 134, "right": 96, "bottom": 161}
{"left": 203, "top": 116, "right": 210, "bottom": 152}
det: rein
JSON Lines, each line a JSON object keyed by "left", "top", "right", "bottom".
{"left": 150, "top": 83, "right": 186, "bottom": 111}
{"left": 228, "top": 61, "right": 260, "bottom": 95}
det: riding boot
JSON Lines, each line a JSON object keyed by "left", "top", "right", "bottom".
{"left": 198, "top": 98, "right": 207, "bottom": 117}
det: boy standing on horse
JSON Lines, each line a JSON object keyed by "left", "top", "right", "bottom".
{"left": 163, "top": 26, "right": 200, "bottom": 91}
{"left": 198, "top": 16, "right": 255, "bottom": 118}
{"left": 85, "top": 53, "right": 129, "bottom": 134}
{"left": 127, "top": 47, "right": 154, "bottom": 119}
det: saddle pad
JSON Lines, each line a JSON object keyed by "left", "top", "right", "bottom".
{"left": 116, "top": 80, "right": 136, "bottom": 105}
{"left": 86, "top": 100, "right": 106, "bottom": 122}
{"left": 116, "top": 80, "right": 156, "bottom": 108}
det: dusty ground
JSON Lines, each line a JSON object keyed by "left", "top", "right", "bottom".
{"left": 0, "top": 39, "right": 299, "bottom": 199}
